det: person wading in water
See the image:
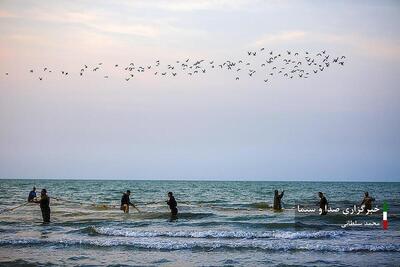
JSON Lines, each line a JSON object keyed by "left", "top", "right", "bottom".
{"left": 360, "top": 192, "right": 375, "bottom": 213}
{"left": 166, "top": 192, "right": 178, "bottom": 218}
{"left": 34, "top": 189, "right": 50, "bottom": 223}
{"left": 318, "top": 192, "right": 328, "bottom": 215}
{"left": 28, "top": 186, "right": 37, "bottom": 202}
{"left": 120, "top": 190, "right": 139, "bottom": 213}
{"left": 273, "top": 190, "right": 284, "bottom": 211}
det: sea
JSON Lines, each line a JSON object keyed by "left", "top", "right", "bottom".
{"left": 0, "top": 179, "right": 399, "bottom": 266}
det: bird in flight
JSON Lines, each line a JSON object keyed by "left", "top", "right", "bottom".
{"left": 14, "top": 48, "right": 345, "bottom": 85}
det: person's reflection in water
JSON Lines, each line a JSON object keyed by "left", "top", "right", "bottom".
{"left": 40, "top": 229, "right": 50, "bottom": 239}
{"left": 166, "top": 192, "right": 178, "bottom": 221}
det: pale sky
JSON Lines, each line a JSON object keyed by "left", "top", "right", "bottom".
{"left": 0, "top": 0, "right": 399, "bottom": 181}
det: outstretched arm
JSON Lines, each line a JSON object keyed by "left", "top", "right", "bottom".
{"left": 129, "top": 202, "right": 140, "bottom": 212}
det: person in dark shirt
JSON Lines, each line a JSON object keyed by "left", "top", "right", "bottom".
{"left": 166, "top": 192, "right": 178, "bottom": 217}
{"left": 28, "top": 187, "right": 37, "bottom": 202}
{"left": 273, "top": 190, "right": 284, "bottom": 211}
{"left": 34, "top": 189, "right": 50, "bottom": 223}
{"left": 120, "top": 190, "right": 138, "bottom": 213}
{"left": 360, "top": 192, "right": 375, "bottom": 213}
{"left": 318, "top": 192, "right": 328, "bottom": 215}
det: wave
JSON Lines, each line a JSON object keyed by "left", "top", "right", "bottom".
{"left": 201, "top": 202, "right": 273, "bottom": 210}
{"left": 248, "top": 202, "right": 271, "bottom": 209}
{"left": 84, "top": 226, "right": 346, "bottom": 240}
{"left": 0, "top": 259, "right": 57, "bottom": 267}
{"left": 1, "top": 237, "right": 399, "bottom": 252}
{"left": 134, "top": 212, "right": 215, "bottom": 220}
{"left": 181, "top": 220, "right": 307, "bottom": 229}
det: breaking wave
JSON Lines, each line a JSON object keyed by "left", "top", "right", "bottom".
{"left": 84, "top": 226, "right": 345, "bottom": 240}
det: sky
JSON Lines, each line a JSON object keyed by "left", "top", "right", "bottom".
{"left": 0, "top": 0, "right": 399, "bottom": 181}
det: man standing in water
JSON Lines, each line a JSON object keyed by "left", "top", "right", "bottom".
{"left": 360, "top": 192, "right": 375, "bottom": 213}
{"left": 34, "top": 189, "right": 50, "bottom": 223}
{"left": 318, "top": 192, "right": 328, "bottom": 215}
{"left": 28, "top": 186, "right": 37, "bottom": 202}
{"left": 166, "top": 192, "right": 178, "bottom": 217}
{"left": 120, "top": 190, "right": 139, "bottom": 213}
{"left": 273, "top": 190, "right": 284, "bottom": 211}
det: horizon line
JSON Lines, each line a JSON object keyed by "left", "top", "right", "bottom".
{"left": 0, "top": 177, "right": 398, "bottom": 182}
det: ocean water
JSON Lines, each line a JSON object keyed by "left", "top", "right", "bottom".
{"left": 0, "top": 179, "right": 399, "bottom": 266}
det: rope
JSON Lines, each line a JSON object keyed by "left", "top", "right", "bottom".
{"left": 0, "top": 202, "right": 31, "bottom": 214}
{"left": 52, "top": 196, "right": 140, "bottom": 212}
{"left": 52, "top": 196, "right": 88, "bottom": 206}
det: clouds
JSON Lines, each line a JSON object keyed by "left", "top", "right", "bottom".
{"left": 0, "top": 3, "right": 210, "bottom": 60}
{"left": 0, "top": 1, "right": 399, "bottom": 180}
{"left": 0, "top": 2, "right": 211, "bottom": 45}
{"left": 0, "top": 9, "right": 17, "bottom": 18}
{"left": 323, "top": 33, "right": 400, "bottom": 61}
{"left": 254, "top": 31, "right": 307, "bottom": 46}
{"left": 121, "top": 0, "right": 253, "bottom": 12}
{"left": 0, "top": 8, "right": 179, "bottom": 39}
{"left": 1, "top": 0, "right": 399, "bottom": 60}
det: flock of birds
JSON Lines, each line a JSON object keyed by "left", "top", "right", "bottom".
{"left": 3, "top": 48, "right": 346, "bottom": 84}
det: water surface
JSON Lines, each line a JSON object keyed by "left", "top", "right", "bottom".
{"left": 0, "top": 180, "right": 399, "bottom": 266}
